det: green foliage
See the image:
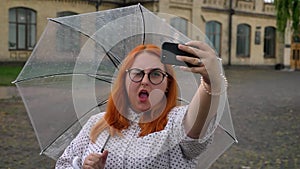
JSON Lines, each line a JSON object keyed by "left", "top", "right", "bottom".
{"left": 291, "top": 0, "right": 300, "bottom": 34}
{"left": 0, "top": 65, "right": 23, "bottom": 86}
{"left": 275, "top": 0, "right": 300, "bottom": 35}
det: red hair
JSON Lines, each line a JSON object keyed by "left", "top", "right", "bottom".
{"left": 90, "top": 44, "right": 178, "bottom": 142}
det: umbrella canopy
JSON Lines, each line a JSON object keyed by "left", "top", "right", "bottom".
{"left": 13, "top": 4, "right": 237, "bottom": 168}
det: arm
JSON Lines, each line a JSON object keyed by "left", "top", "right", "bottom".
{"left": 185, "top": 81, "right": 215, "bottom": 139}
{"left": 176, "top": 41, "right": 225, "bottom": 139}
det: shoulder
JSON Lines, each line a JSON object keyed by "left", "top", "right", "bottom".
{"left": 89, "top": 112, "right": 105, "bottom": 122}
{"left": 168, "top": 105, "right": 188, "bottom": 117}
{"left": 167, "top": 105, "right": 188, "bottom": 122}
{"left": 82, "top": 112, "right": 106, "bottom": 129}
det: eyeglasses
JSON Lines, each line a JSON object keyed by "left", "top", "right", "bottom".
{"left": 126, "top": 68, "right": 168, "bottom": 85}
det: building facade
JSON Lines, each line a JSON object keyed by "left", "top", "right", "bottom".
{"left": 160, "top": 0, "right": 282, "bottom": 66}
{"left": 0, "top": 0, "right": 291, "bottom": 67}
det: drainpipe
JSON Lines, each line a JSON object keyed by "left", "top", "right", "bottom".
{"left": 228, "top": 0, "right": 234, "bottom": 66}
{"left": 95, "top": 0, "right": 102, "bottom": 11}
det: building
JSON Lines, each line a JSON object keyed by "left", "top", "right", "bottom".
{"left": 0, "top": 0, "right": 292, "bottom": 68}
{"left": 161, "top": 0, "right": 281, "bottom": 67}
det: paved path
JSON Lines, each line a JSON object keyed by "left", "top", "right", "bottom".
{"left": 1, "top": 67, "right": 300, "bottom": 168}
{"left": 0, "top": 86, "right": 19, "bottom": 99}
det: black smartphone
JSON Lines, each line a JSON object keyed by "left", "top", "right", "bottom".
{"left": 161, "top": 42, "right": 198, "bottom": 67}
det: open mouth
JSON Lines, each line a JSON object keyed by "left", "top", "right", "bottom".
{"left": 138, "top": 90, "right": 149, "bottom": 102}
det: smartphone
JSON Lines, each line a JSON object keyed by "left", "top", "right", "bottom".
{"left": 161, "top": 42, "right": 198, "bottom": 67}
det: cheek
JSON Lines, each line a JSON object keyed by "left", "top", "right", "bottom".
{"left": 125, "top": 76, "right": 130, "bottom": 94}
{"left": 148, "top": 81, "right": 168, "bottom": 108}
{"left": 125, "top": 76, "right": 138, "bottom": 95}
{"left": 152, "top": 80, "right": 168, "bottom": 97}
{"left": 161, "top": 79, "right": 168, "bottom": 92}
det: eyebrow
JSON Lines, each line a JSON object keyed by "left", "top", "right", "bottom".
{"left": 130, "top": 67, "right": 164, "bottom": 70}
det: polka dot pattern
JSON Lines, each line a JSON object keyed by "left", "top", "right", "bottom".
{"left": 55, "top": 105, "right": 214, "bottom": 169}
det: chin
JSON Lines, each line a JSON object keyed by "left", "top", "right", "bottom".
{"left": 135, "top": 105, "right": 150, "bottom": 113}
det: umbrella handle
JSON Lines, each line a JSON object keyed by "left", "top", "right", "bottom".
{"left": 72, "top": 156, "right": 81, "bottom": 169}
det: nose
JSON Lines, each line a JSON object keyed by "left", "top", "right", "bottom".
{"left": 141, "top": 73, "right": 150, "bottom": 85}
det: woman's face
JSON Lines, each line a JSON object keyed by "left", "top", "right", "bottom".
{"left": 125, "top": 52, "right": 168, "bottom": 113}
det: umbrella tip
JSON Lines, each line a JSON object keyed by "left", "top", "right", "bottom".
{"left": 11, "top": 80, "right": 16, "bottom": 84}
{"left": 234, "top": 138, "right": 238, "bottom": 143}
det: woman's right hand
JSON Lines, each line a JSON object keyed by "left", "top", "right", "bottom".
{"left": 83, "top": 150, "right": 108, "bottom": 169}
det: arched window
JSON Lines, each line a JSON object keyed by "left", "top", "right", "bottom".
{"left": 236, "top": 24, "right": 251, "bottom": 57}
{"left": 56, "top": 11, "right": 79, "bottom": 53}
{"left": 170, "top": 17, "right": 188, "bottom": 36}
{"left": 206, "top": 21, "right": 222, "bottom": 54}
{"left": 9, "top": 7, "right": 36, "bottom": 50}
{"left": 264, "top": 26, "right": 276, "bottom": 58}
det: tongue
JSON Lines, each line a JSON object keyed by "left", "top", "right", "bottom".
{"left": 139, "top": 93, "right": 148, "bottom": 102}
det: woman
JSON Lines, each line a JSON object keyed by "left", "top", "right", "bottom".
{"left": 56, "top": 41, "right": 225, "bottom": 169}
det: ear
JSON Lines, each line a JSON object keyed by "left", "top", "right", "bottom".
{"left": 165, "top": 87, "right": 169, "bottom": 94}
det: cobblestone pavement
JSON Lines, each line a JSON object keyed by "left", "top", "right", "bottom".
{"left": 212, "top": 67, "right": 300, "bottom": 169}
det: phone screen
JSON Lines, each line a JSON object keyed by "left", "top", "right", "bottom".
{"left": 161, "top": 42, "right": 198, "bottom": 67}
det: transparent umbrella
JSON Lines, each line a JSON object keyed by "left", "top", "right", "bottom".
{"left": 13, "top": 4, "right": 237, "bottom": 168}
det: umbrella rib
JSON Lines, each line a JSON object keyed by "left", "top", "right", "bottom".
{"left": 86, "top": 74, "right": 114, "bottom": 84}
{"left": 218, "top": 124, "right": 238, "bottom": 143}
{"left": 49, "top": 18, "right": 121, "bottom": 69}
{"left": 106, "top": 52, "right": 120, "bottom": 70}
{"left": 49, "top": 18, "right": 93, "bottom": 40}
{"left": 177, "top": 97, "right": 190, "bottom": 104}
{"left": 41, "top": 99, "right": 108, "bottom": 154}
{"left": 13, "top": 73, "right": 113, "bottom": 84}
{"left": 138, "top": 4, "right": 146, "bottom": 45}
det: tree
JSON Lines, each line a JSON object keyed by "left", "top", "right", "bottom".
{"left": 275, "top": 0, "right": 300, "bottom": 38}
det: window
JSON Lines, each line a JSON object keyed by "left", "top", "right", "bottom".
{"left": 170, "top": 17, "right": 188, "bottom": 36}
{"left": 9, "top": 7, "right": 36, "bottom": 50}
{"left": 56, "top": 11, "right": 80, "bottom": 53}
{"left": 57, "top": 11, "right": 77, "bottom": 17}
{"left": 264, "top": 26, "right": 276, "bottom": 58}
{"left": 206, "top": 21, "right": 222, "bottom": 54}
{"left": 264, "top": 0, "right": 274, "bottom": 3}
{"left": 236, "top": 24, "right": 251, "bottom": 57}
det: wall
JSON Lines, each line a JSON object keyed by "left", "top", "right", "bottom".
{"left": 0, "top": 0, "right": 288, "bottom": 67}
{"left": 0, "top": 0, "right": 101, "bottom": 61}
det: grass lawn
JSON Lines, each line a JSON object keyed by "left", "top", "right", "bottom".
{"left": 0, "top": 65, "right": 23, "bottom": 86}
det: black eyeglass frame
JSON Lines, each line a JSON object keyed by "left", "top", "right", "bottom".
{"left": 126, "top": 68, "right": 169, "bottom": 85}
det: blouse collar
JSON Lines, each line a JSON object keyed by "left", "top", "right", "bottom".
{"left": 127, "top": 108, "right": 143, "bottom": 123}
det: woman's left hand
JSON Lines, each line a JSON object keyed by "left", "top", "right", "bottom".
{"left": 176, "top": 41, "right": 223, "bottom": 91}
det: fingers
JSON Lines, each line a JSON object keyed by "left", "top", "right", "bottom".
{"left": 83, "top": 153, "right": 101, "bottom": 169}
{"left": 185, "top": 41, "right": 216, "bottom": 54}
{"left": 100, "top": 150, "right": 109, "bottom": 165}
{"left": 179, "top": 65, "right": 207, "bottom": 74}
{"left": 178, "top": 44, "right": 204, "bottom": 60}
{"left": 83, "top": 152, "right": 108, "bottom": 169}
{"left": 176, "top": 55, "right": 203, "bottom": 67}
{"left": 178, "top": 41, "right": 217, "bottom": 59}
{"left": 176, "top": 41, "right": 220, "bottom": 83}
